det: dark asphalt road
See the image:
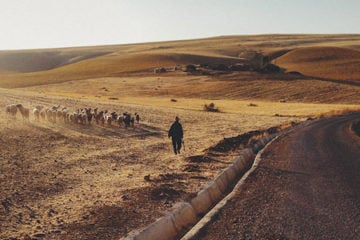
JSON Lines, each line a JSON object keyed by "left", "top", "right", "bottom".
{"left": 194, "top": 113, "right": 360, "bottom": 240}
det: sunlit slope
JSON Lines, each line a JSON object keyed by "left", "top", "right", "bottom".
{"left": 0, "top": 50, "right": 110, "bottom": 73}
{"left": 53, "top": 51, "right": 239, "bottom": 75}
{"left": 0, "top": 34, "right": 359, "bottom": 95}
{"left": 1, "top": 34, "right": 359, "bottom": 71}
{"left": 274, "top": 46, "right": 360, "bottom": 81}
{"left": 0, "top": 51, "right": 239, "bottom": 88}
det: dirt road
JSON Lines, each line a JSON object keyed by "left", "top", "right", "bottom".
{"left": 194, "top": 113, "right": 360, "bottom": 240}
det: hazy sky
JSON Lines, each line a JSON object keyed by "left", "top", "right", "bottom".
{"left": 0, "top": 0, "right": 359, "bottom": 50}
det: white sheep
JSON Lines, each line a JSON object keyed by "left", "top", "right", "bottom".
{"left": 5, "top": 104, "right": 18, "bottom": 117}
{"left": 33, "top": 106, "right": 44, "bottom": 121}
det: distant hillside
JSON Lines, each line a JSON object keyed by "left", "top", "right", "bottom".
{"left": 274, "top": 46, "right": 360, "bottom": 81}
{"left": 0, "top": 34, "right": 359, "bottom": 92}
{"left": 0, "top": 51, "right": 110, "bottom": 73}
{"left": 0, "top": 51, "right": 242, "bottom": 88}
{"left": 1, "top": 34, "right": 359, "bottom": 73}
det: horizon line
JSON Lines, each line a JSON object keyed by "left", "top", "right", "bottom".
{"left": 1, "top": 33, "right": 359, "bottom": 52}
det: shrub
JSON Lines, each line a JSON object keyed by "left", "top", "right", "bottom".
{"left": 212, "top": 64, "right": 229, "bottom": 71}
{"left": 288, "top": 71, "right": 303, "bottom": 76}
{"left": 258, "top": 63, "right": 282, "bottom": 73}
{"left": 185, "top": 64, "right": 197, "bottom": 72}
{"left": 204, "top": 102, "right": 219, "bottom": 112}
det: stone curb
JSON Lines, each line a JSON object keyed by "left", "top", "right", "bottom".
{"left": 123, "top": 135, "right": 275, "bottom": 240}
{"left": 181, "top": 134, "right": 279, "bottom": 240}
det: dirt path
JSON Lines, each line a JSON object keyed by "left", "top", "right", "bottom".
{"left": 195, "top": 113, "right": 360, "bottom": 240}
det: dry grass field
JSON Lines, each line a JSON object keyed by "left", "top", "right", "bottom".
{"left": 0, "top": 34, "right": 359, "bottom": 240}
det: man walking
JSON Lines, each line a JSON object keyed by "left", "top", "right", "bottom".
{"left": 168, "top": 116, "right": 183, "bottom": 155}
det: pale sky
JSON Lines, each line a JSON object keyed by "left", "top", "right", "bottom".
{"left": 0, "top": 0, "right": 359, "bottom": 50}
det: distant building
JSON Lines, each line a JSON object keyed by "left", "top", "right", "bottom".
{"left": 154, "top": 67, "right": 167, "bottom": 73}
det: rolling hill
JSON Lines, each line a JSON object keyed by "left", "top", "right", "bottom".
{"left": 0, "top": 50, "right": 110, "bottom": 73}
{"left": 0, "top": 34, "right": 359, "bottom": 104}
{"left": 273, "top": 46, "right": 360, "bottom": 81}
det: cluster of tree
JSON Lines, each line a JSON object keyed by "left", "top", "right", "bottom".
{"left": 184, "top": 62, "right": 282, "bottom": 74}
{"left": 203, "top": 102, "right": 219, "bottom": 112}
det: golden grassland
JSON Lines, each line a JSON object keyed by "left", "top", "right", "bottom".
{"left": 0, "top": 87, "right": 307, "bottom": 239}
{"left": 274, "top": 46, "right": 360, "bottom": 81}
{"left": 0, "top": 34, "right": 359, "bottom": 105}
{"left": 0, "top": 34, "right": 359, "bottom": 239}
{"left": 0, "top": 34, "right": 360, "bottom": 86}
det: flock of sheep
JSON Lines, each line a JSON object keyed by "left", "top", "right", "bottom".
{"left": 5, "top": 103, "right": 140, "bottom": 128}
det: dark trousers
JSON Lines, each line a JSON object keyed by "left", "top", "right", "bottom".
{"left": 172, "top": 138, "right": 182, "bottom": 154}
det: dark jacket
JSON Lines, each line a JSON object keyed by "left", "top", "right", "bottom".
{"left": 168, "top": 121, "right": 183, "bottom": 139}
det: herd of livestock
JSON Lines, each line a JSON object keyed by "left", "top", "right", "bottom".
{"left": 5, "top": 103, "right": 140, "bottom": 128}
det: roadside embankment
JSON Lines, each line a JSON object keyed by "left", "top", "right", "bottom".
{"left": 123, "top": 121, "right": 306, "bottom": 240}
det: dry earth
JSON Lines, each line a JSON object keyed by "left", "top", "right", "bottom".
{"left": 0, "top": 34, "right": 359, "bottom": 240}
{"left": 0, "top": 89, "right": 303, "bottom": 240}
